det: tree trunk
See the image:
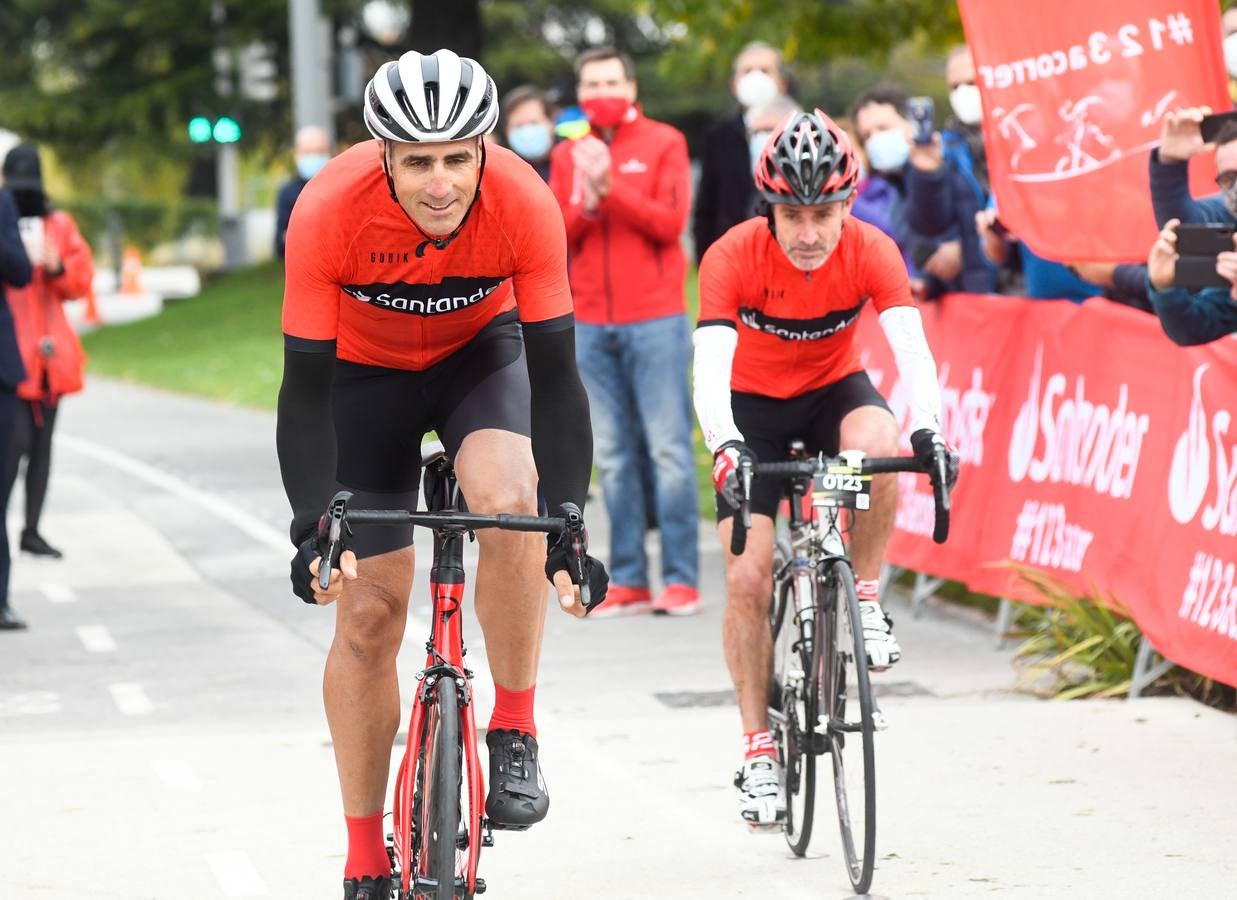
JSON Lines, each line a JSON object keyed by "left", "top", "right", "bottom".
{"left": 409, "top": 0, "right": 483, "bottom": 62}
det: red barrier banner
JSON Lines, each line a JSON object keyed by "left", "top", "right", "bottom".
{"left": 858, "top": 296, "right": 1237, "bottom": 688}
{"left": 957, "top": 0, "right": 1228, "bottom": 262}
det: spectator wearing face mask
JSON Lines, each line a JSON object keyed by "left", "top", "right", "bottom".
{"left": 743, "top": 94, "right": 801, "bottom": 190}
{"left": 851, "top": 85, "right": 992, "bottom": 299}
{"left": 0, "top": 142, "right": 93, "bottom": 572}
{"left": 503, "top": 86, "right": 556, "bottom": 182}
{"left": 274, "top": 126, "right": 332, "bottom": 259}
{"left": 548, "top": 47, "right": 699, "bottom": 618}
{"left": 941, "top": 46, "right": 989, "bottom": 205}
{"left": 693, "top": 41, "right": 789, "bottom": 263}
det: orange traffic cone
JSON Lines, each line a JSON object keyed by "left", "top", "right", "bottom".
{"left": 120, "top": 246, "right": 143, "bottom": 295}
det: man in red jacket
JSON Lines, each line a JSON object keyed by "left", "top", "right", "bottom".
{"left": 549, "top": 47, "right": 700, "bottom": 616}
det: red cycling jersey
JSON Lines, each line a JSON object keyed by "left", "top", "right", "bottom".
{"left": 697, "top": 216, "right": 913, "bottom": 398}
{"left": 283, "top": 140, "right": 573, "bottom": 370}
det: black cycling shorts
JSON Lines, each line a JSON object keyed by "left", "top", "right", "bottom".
{"left": 332, "top": 311, "right": 531, "bottom": 558}
{"left": 716, "top": 370, "right": 891, "bottom": 522}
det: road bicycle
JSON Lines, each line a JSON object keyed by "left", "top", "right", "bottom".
{"left": 317, "top": 442, "right": 591, "bottom": 900}
{"left": 730, "top": 439, "right": 955, "bottom": 895}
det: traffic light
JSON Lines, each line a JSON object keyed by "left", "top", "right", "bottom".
{"left": 213, "top": 117, "right": 241, "bottom": 144}
{"left": 188, "top": 116, "right": 213, "bottom": 143}
{"left": 187, "top": 116, "right": 242, "bottom": 144}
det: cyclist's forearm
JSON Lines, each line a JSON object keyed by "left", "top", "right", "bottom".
{"left": 878, "top": 307, "right": 942, "bottom": 434}
{"left": 523, "top": 323, "right": 593, "bottom": 512}
{"left": 276, "top": 341, "right": 338, "bottom": 544}
{"left": 692, "top": 323, "right": 744, "bottom": 452}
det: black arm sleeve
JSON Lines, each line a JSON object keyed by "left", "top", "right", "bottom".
{"left": 522, "top": 319, "right": 593, "bottom": 513}
{"left": 276, "top": 341, "right": 337, "bottom": 544}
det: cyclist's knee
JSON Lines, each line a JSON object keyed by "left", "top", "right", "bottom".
{"left": 335, "top": 587, "right": 406, "bottom": 663}
{"left": 463, "top": 478, "right": 538, "bottom": 517}
{"left": 843, "top": 417, "right": 899, "bottom": 459}
{"left": 726, "top": 557, "right": 771, "bottom": 610}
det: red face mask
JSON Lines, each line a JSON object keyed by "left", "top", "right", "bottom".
{"left": 581, "top": 97, "right": 631, "bottom": 130}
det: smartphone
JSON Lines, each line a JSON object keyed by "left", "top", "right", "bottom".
{"left": 1200, "top": 110, "right": 1237, "bottom": 144}
{"left": 17, "top": 216, "right": 43, "bottom": 263}
{"left": 1173, "top": 222, "right": 1235, "bottom": 289}
{"left": 907, "top": 96, "right": 935, "bottom": 145}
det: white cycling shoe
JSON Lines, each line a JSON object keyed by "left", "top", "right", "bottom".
{"left": 859, "top": 601, "right": 902, "bottom": 671}
{"left": 734, "top": 756, "right": 786, "bottom": 830}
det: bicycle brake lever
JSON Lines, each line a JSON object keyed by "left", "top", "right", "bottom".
{"left": 318, "top": 491, "right": 353, "bottom": 591}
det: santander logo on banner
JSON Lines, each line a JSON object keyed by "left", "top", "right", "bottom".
{"left": 1169, "top": 364, "right": 1237, "bottom": 535}
{"left": 1007, "top": 345, "right": 1150, "bottom": 499}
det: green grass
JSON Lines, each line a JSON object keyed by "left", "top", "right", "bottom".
{"left": 82, "top": 262, "right": 285, "bottom": 410}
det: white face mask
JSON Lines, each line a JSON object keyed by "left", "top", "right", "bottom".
{"left": 735, "top": 70, "right": 779, "bottom": 110}
{"left": 949, "top": 83, "right": 983, "bottom": 126}
{"left": 1225, "top": 33, "right": 1237, "bottom": 78}
{"left": 864, "top": 128, "right": 910, "bottom": 173}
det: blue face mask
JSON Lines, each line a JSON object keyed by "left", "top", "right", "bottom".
{"left": 508, "top": 123, "right": 553, "bottom": 162}
{"left": 749, "top": 130, "right": 772, "bottom": 172}
{"left": 864, "top": 129, "right": 909, "bottom": 174}
{"left": 296, "top": 153, "right": 329, "bottom": 180}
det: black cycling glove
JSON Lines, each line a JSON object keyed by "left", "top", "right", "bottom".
{"left": 290, "top": 532, "right": 322, "bottom": 605}
{"left": 910, "top": 428, "right": 959, "bottom": 487}
{"left": 544, "top": 506, "right": 610, "bottom": 614}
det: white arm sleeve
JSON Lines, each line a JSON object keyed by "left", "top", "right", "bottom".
{"left": 878, "top": 306, "right": 942, "bottom": 435}
{"left": 692, "top": 325, "right": 744, "bottom": 453}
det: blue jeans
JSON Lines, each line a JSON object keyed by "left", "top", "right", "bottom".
{"left": 576, "top": 315, "right": 699, "bottom": 589}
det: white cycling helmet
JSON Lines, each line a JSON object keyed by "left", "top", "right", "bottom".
{"left": 363, "top": 48, "right": 499, "bottom": 143}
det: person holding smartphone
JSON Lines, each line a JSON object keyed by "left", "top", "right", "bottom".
{"left": 0, "top": 180, "right": 31, "bottom": 630}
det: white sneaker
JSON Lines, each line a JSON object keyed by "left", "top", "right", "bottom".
{"left": 734, "top": 756, "right": 786, "bottom": 830}
{"left": 859, "top": 601, "right": 901, "bottom": 671}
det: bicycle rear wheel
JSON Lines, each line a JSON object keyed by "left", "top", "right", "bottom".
{"left": 776, "top": 568, "right": 818, "bottom": 856}
{"left": 414, "top": 678, "right": 463, "bottom": 900}
{"left": 821, "top": 559, "right": 876, "bottom": 895}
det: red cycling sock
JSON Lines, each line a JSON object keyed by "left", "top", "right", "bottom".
{"left": 344, "top": 811, "right": 391, "bottom": 880}
{"left": 489, "top": 683, "right": 537, "bottom": 738}
{"left": 744, "top": 729, "right": 777, "bottom": 761}
{"left": 855, "top": 578, "right": 880, "bottom": 602}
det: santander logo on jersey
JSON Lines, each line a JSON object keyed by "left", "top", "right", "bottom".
{"left": 1169, "top": 364, "right": 1237, "bottom": 535}
{"left": 1007, "top": 345, "right": 1150, "bottom": 501}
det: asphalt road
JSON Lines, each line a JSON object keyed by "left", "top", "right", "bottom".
{"left": 1, "top": 378, "right": 1233, "bottom": 899}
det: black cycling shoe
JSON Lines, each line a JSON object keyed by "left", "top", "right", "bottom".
{"left": 485, "top": 729, "right": 548, "bottom": 830}
{"left": 343, "top": 874, "right": 392, "bottom": 900}
{"left": 21, "top": 531, "right": 62, "bottom": 559}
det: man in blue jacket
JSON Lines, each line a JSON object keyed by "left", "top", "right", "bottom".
{"left": 1142, "top": 110, "right": 1237, "bottom": 344}
{"left": 0, "top": 186, "right": 31, "bottom": 630}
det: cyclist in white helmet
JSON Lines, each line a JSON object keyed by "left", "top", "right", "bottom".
{"left": 277, "top": 49, "right": 608, "bottom": 900}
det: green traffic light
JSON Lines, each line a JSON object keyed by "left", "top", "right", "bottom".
{"left": 188, "top": 116, "right": 213, "bottom": 143}
{"left": 213, "top": 116, "right": 241, "bottom": 144}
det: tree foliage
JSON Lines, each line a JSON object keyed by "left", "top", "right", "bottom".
{"left": 643, "top": 0, "right": 963, "bottom": 78}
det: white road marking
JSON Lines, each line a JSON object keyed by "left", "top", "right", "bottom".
{"left": 40, "top": 583, "right": 76, "bottom": 603}
{"left": 108, "top": 682, "right": 154, "bottom": 716}
{"left": 0, "top": 692, "right": 61, "bottom": 716}
{"left": 153, "top": 759, "right": 202, "bottom": 791}
{"left": 76, "top": 625, "right": 117, "bottom": 653}
{"left": 205, "top": 850, "right": 268, "bottom": 897}
{"left": 59, "top": 434, "right": 289, "bottom": 552}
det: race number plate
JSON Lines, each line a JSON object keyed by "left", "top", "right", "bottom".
{"left": 811, "top": 465, "right": 871, "bottom": 510}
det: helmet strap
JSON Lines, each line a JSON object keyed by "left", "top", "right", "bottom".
{"left": 381, "top": 138, "right": 488, "bottom": 257}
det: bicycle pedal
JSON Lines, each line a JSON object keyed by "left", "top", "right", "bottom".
{"left": 872, "top": 710, "right": 889, "bottom": 731}
{"left": 475, "top": 877, "right": 487, "bottom": 894}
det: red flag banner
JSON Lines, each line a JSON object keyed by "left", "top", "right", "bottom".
{"left": 857, "top": 297, "right": 1237, "bottom": 688}
{"left": 957, "top": 0, "right": 1229, "bottom": 262}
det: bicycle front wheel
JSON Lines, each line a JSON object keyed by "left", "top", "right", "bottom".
{"left": 821, "top": 559, "right": 876, "bottom": 895}
{"left": 414, "top": 678, "right": 463, "bottom": 900}
{"left": 775, "top": 568, "right": 818, "bottom": 856}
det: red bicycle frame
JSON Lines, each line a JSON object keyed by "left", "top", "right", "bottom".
{"left": 392, "top": 522, "right": 484, "bottom": 898}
